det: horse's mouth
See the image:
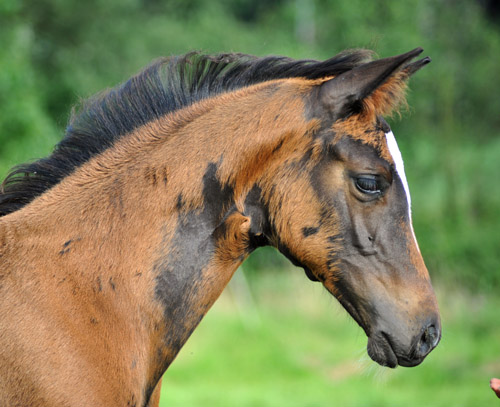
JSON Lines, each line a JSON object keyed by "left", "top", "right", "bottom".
{"left": 367, "top": 332, "right": 427, "bottom": 368}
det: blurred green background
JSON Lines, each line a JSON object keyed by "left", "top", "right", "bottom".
{"left": 1, "top": 0, "right": 499, "bottom": 405}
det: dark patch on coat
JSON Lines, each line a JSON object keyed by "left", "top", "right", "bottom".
{"left": 109, "top": 277, "right": 116, "bottom": 291}
{"left": 286, "top": 143, "right": 316, "bottom": 172}
{"left": 144, "top": 167, "right": 158, "bottom": 187}
{"left": 158, "top": 166, "right": 169, "bottom": 186}
{"left": 327, "top": 234, "right": 342, "bottom": 244}
{"left": 377, "top": 116, "right": 391, "bottom": 133}
{"left": 315, "top": 126, "right": 338, "bottom": 154}
{"left": 126, "top": 393, "right": 137, "bottom": 407}
{"left": 201, "top": 162, "right": 234, "bottom": 221}
{"left": 59, "top": 248, "right": 71, "bottom": 256}
{"left": 302, "top": 226, "right": 319, "bottom": 237}
{"left": 299, "top": 147, "right": 314, "bottom": 167}
{"left": 272, "top": 138, "right": 285, "bottom": 154}
{"left": 153, "top": 161, "right": 236, "bottom": 369}
{"left": 145, "top": 166, "right": 169, "bottom": 187}
{"left": 176, "top": 193, "right": 184, "bottom": 211}
{"left": 59, "top": 239, "right": 75, "bottom": 255}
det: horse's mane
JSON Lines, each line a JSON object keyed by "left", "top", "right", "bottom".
{"left": 0, "top": 50, "right": 373, "bottom": 217}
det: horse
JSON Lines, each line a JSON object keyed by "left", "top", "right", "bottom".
{"left": 0, "top": 47, "right": 441, "bottom": 406}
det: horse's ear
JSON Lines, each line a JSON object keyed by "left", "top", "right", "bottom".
{"left": 319, "top": 48, "right": 430, "bottom": 118}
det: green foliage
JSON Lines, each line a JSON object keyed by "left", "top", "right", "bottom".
{"left": 0, "top": 15, "right": 58, "bottom": 173}
{"left": 408, "top": 135, "right": 500, "bottom": 289}
{"left": 0, "top": 0, "right": 499, "bottom": 288}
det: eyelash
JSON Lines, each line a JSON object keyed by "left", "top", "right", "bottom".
{"left": 355, "top": 176, "right": 381, "bottom": 194}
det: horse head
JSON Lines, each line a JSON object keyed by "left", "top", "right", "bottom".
{"left": 252, "top": 48, "right": 440, "bottom": 368}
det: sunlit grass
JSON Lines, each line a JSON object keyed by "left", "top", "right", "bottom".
{"left": 159, "top": 268, "right": 500, "bottom": 406}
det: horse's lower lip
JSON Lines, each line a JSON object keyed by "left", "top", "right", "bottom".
{"left": 367, "top": 333, "right": 427, "bottom": 368}
{"left": 397, "top": 355, "right": 424, "bottom": 367}
{"left": 367, "top": 333, "right": 398, "bottom": 368}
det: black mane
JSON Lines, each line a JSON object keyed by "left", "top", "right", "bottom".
{"left": 0, "top": 50, "right": 372, "bottom": 216}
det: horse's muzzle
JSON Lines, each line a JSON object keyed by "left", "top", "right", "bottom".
{"left": 367, "top": 319, "right": 441, "bottom": 368}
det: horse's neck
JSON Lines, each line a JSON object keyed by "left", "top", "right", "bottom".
{"left": 5, "top": 80, "right": 316, "bottom": 390}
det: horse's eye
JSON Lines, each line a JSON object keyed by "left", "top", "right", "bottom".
{"left": 355, "top": 177, "right": 381, "bottom": 194}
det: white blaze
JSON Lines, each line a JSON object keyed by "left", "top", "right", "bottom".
{"left": 385, "top": 131, "right": 420, "bottom": 250}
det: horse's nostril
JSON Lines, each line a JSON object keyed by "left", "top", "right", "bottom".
{"left": 417, "top": 324, "right": 440, "bottom": 356}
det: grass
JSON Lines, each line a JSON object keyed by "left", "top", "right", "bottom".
{"left": 159, "top": 268, "right": 500, "bottom": 406}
